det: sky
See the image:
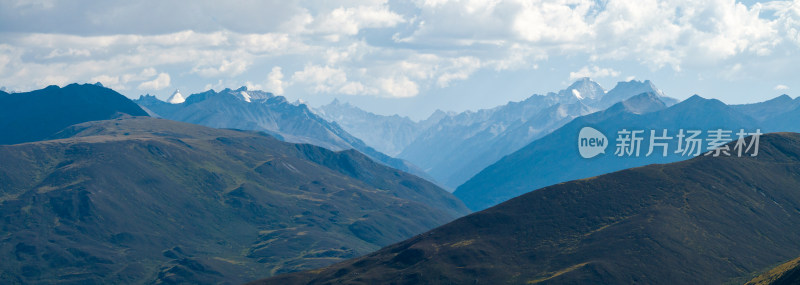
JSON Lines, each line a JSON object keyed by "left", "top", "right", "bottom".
{"left": 1, "top": 0, "right": 799, "bottom": 120}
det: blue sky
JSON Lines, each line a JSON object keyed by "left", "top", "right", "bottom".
{"left": 1, "top": 0, "right": 799, "bottom": 119}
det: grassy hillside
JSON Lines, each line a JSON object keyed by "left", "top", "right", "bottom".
{"left": 254, "top": 133, "right": 800, "bottom": 284}
{"left": 0, "top": 117, "right": 469, "bottom": 284}
{"left": 746, "top": 256, "right": 800, "bottom": 285}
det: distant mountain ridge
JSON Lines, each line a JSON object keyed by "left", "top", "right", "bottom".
{"left": 134, "top": 87, "right": 431, "bottom": 181}
{"left": 451, "top": 92, "right": 800, "bottom": 211}
{"left": 454, "top": 93, "right": 761, "bottom": 210}
{"left": 314, "top": 99, "right": 443, "bottom": 156}
{"left": 395, "top": 78, "right": 677, "bottom": 188}
{"left": 0, "top": 83, "right": 149, "bottom": 145}
{"left": 289, "top": 78, "right": 679, "bottom": 189}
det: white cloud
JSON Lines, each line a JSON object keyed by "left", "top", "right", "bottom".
{"left": 137, "top": 72, "right": 170, "bottom": 90}
{"left": 591, "top": 0, "right": 780, "bottom": 70}
{"left": 379, "top": 76, "right": 419, "bottom": 98}
{"left": 38, "top": 75, "right": 69, "bottom": 87}
{"left": 0, "top": 44, "right": 22, "bottom": 76}
{"left": 339, "top": 81, "right": 374, "bottom": 95}
{"left": 436, "top": 56, "right": 482, "bottom": 87}
{"left": 265, "top": 66, "right": 286, "bottom": 95}
{"left": 138, "top": 68, "right": 157, "bottom": 78}
{"left": 244, "top": 81, "right": 263, "bottom": 91}
{"left": 237, "top": 33, "right": 295, "bottom": 53}
{"left": 311, "top": 5, "right": 405, "bottom": 36}
{"left": 513, "top": 0, "right": 594, "bottom": 43}
{"left": 569, "top": 66, "right": 621, "bottom": 81}
{"left": 397, "top": 0, "right": 790, "bottom": 73}
{"left": 291, "top": 65, "right": 349, "bottom": 93}
{"left": 43, "top": 48, "right": 91, "bottom": 59}
{"left": 775, "top": 84, "right": 790, "bottom": 90}
{"left": 90, "top": 74, "right": 118, "bottom": 85}
{"left": 90, "top": 74, "right": 123, "bottom": 90}
{"left": 193, "top": 58, "right": 250, "bottom": 78}
{"left": 14, "top": 0, "right": 58, "bottom": 9}
{"left": 0, "top": 0, "right": 799, "bottom": 101}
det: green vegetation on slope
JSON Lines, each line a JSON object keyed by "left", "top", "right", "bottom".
{"left": 0, "top": 117, "right": 469, "bottom": 284}
{"left": 254, "top": 133, "right": 800, "bottom": 285}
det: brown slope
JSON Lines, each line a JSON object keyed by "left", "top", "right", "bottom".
{"left": 0, "top": 117, "right": 469, "bottom": 284}
{"left": 253, "top": 132, "right": 800, "bottom": 285}
{"left": 746, "top": 256, "right": 800, "bottom": 285}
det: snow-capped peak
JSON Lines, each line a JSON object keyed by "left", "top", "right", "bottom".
{"left": 166, "top": 89, "right": 185, "bottom": 104}
{"left": 240, "top": 91, "right": 251, "bottom": 102}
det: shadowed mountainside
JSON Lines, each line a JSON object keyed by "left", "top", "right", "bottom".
{"left": 0, "top": 83, "right": 149, "bottom": 145}
{"left": 252, "top": 132, "right": 800, "bottom": 285}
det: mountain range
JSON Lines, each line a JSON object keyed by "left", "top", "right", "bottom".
{"left": 4, "top": 81, "right": 800, "bottom": 284}
{"left": 0, "top": 84, "right": 469, "bottom": 284}
{"left": 320, "top": 78, "right": 677, "bottom": 189}
{"left": 456, "top": 92, "right": 800, "bottom": 211}
{"left": 733, "top": 94, "right": 800, "bottom": 133}
{"left": 454, "top": 93, "right": 755, "bottom": 210}
{"left": 254, "top": 132, "right": 800, "bottom": 284}
{"left": 134, "top": 87, "right": 431, "bottom": 181}
{"left": 314, "top": 99, "right": 445, "bottom": 156}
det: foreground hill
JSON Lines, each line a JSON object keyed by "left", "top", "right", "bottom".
{"left": 254, "top": 133, "right": 800, "bottom": 284}
{"left": 0, "top": 83, "right": 148, "bottom": 145}
{"left": 746, "top": 256, "right": 800, "bottom": 285}
{"left": 0, "top": 117, "right": 469, "bottom": 284}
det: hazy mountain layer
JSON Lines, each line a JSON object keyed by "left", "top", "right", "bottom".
{"left": 314, "top": 99, "right": 443, "bottom": 156}
{"left": 454, "top": 93, "right": 760, "bottom": 210}
{"left": 398, "top": 78, "right": 675, "bottom": 188}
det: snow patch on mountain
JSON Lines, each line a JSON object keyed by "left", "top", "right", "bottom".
{"left": 572, "top": 89, "right": 583, "bottom": 99}
{"left": 166, "top": 89, "right": 185, "bottom": 104}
